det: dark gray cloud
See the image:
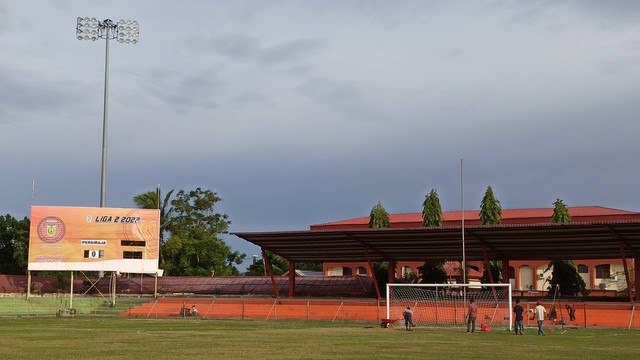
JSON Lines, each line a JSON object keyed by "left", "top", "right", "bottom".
{"left": 2, "top": 1, "right": 640, "bottom": 270}
{"left": 142, "top": 69, "right": 223, "bottom": 113}
{"left": 295, "top": 77, "right": 389, "bottom": 123}
{"left": 193, "top": 34, "right": 325, "bottom": 66}
{"left": 0, "top": 69, "right": 86, "bottom": 124}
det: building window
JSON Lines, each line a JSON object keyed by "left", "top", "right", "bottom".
{"left": 342, "top": 267, "right": 353, "bottom": 276}
{"left": 356, "top": 266, "right": 367, "bottom": 276}
{"left": 509, "top": 266, "right": 515, "bottom": 279}
{"left": 402, "top": 266, "right": 414, "bottom": 277}
{"left": 577, "top": 264, "right": 589, "bottom": 274}
{"left": 595, "top": 264, "right": 610, "bottom": 279}
{"left": 123, "top": 251, "right": 143, "bottom": 259}
{"left": 121, "top": 240, "right": 145, "bottom": 247}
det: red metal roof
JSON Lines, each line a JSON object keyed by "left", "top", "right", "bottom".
{"left": 234, "top": 219, "right": 640, "bottom": 263}
{"left": 310, "top": 206, "right": 639, "bottom": 230}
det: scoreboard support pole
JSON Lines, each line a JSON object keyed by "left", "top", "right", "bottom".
{"left": 26, "top": 271, "right": 31, "bottom": 300}
{"left": 70, "top": 271, "right": 74, "bottom": 309}
{"left": 111, "top": 272, "right": 117, "bottom": 307}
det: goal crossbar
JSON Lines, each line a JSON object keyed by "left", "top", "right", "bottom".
{"left": 387, "top": 283, "right": 512, "bottom": 331}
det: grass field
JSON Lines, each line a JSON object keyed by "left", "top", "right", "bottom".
{"left": 0, "top": 317, "right": 639, "bottom": 360}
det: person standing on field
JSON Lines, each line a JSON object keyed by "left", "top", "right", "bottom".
{"left": 403, "top": 306, "right": 413, "bottom": 331}
{"left": 534, "top": 300, "right": 546, "bottom": 336}
{"left": 466, "top": 298, "right": 478, "bottom": 333}
{"left": 565, "top": 303, "right": 576, "bottom": 321}
{"left": 513, "top": 299, "right": 525, "bottom": 335}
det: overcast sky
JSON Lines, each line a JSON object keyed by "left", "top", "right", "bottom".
{"left": 2, "top": 1, "right": 639, "bottom": 270}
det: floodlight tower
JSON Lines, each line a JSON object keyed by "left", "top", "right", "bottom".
{"left": 76, "top": 17, "right": 139, "bottom": 207}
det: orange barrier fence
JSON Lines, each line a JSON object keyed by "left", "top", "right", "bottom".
{"left": 122, "top": 297, "right": 640, "bottom": 329}
{"left": 122, "top": 298, "right": 384, "bottom": 321}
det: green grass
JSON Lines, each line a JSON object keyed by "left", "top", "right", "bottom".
{"left": 0, "top": 296, "right": 153, "bottom": 316}
{"left": 0, "top": 318, "right": 639, "bottom": 359}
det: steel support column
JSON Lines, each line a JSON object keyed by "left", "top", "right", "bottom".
{"left": 365, "top": 248, "right": 381, "bottom": 300}
{"left": 262, "top": 249, "right": 280, "bottom": 300}
{"left": 388, "top": 259, "right": 396, "bottom": 284}
{"left": 635, "top": 257, "right": 640, "bottom": 303}
{"left": 288, "top": 260, "right": 296, "bottom": 298}
{"left": 502, "top": 259, "right": 510, "bottom": 284}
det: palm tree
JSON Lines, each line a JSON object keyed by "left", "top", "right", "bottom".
{"left": 133, "top": 189, "right": 175, "bottom": 243}
{"left": 133, "top": 188, "right": 174, "bottom": 266}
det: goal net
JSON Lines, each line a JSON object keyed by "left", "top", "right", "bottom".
{"left": 387, "top": 283, "right": 512, "bottom": 331}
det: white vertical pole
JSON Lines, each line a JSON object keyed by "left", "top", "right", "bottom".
{"left": 70, "top": 271, "right": 74, "bottom": 309}
{"left": 461, "top": 159, "right": 466, "bottom": 303}
{"left": 112, "top": 272, "right": 117, "bottom": 306}
{"left": 27, "top": 271, "right": 31, "bottom": 299}
{"left": 386, "top": 284, "right": 390, "bottom": 319}
{"left": 100, "top": 31, "right": 110, "bottom": 208}
{"left": 508, "top": 283, "right": 513, "bottom": 332}
{"left": 31, "top": 179, "right": 35, "bottom": 205}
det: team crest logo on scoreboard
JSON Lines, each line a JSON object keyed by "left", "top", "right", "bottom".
{"left": 37, "top": 217, "right": 66, "bottom": 243}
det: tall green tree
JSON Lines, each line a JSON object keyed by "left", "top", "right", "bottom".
{"left": 421, "top": 261, "right": 447, "bottom": 284}
{"left": 170, "top": 188, "right": 230, "bottom": 236}
{"left": 368, "top": 201, "right": 390, "bottom": 229}
{"left": 421, "top": 189, "right": 447, "bottom": 282}
{"left": 480, "top": 186, "right": 502, "bottom": 225}
{"left": 0, "top": 215, "right": 30, "bottom": 274}
{"left": 548, "top": 198, "right": 586, "bottom": 295}
{"left": 422, "top": 189, "right": 443, "bottom": 227}
{"left": 479, "top": 186, "right": 502, "bottom": 283}
{"left": 134, "top": 187, "right": 245, "bottom": 276}
{"left": 133, "top": 188, "right": 174, "bottom": 244}
{"left": 545, "top": 260, "right": 589, "bottom": 297}
{"left": 368, "top": 202, "right": 390, "bottom": 290}
{"left": 133, "top": 188, "right": 174, "bottom": 266}
{"left": 551, "top": 198, "right": 572, "bottom": 223}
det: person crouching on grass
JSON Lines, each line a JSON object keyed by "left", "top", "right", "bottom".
{"left": 403, "top": 306, "right": 413, "bottom": 331}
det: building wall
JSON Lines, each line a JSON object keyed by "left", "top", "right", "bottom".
{"left": 324, "top": 258, "right": 633, "bottom": 292}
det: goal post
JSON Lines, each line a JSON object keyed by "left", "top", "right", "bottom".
{"left": 386, "top": 283, "right": 512, "bottom": 331}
